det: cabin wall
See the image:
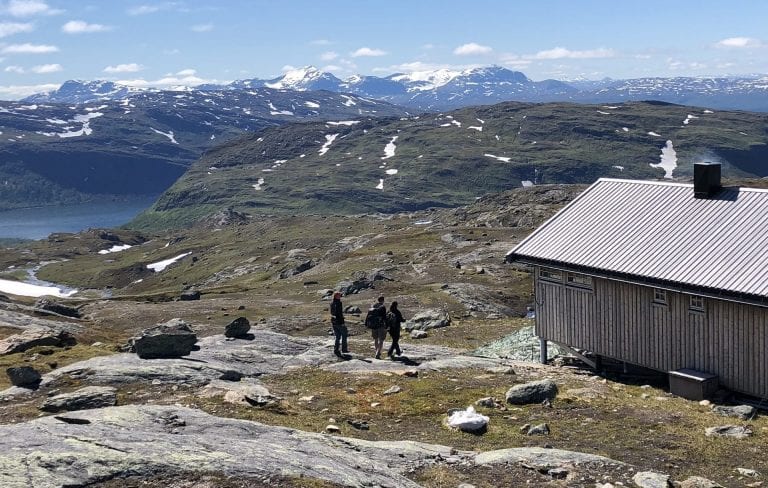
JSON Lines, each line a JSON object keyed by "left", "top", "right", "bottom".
{"left": 534, "top": 268, "right": 768, "bottom": 399}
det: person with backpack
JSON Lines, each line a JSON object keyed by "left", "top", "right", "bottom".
{"left": 366, "top": 295, "right": 387, "bottom": 359}
{"left": 386, "top": 301, "right": 405, "bottom": 358}
{"left": 330, "top": 291, "right": 348, "bottom": 357}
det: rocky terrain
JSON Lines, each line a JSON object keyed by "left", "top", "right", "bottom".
{"left": 0, "top": 185, "right": 765, "bottom": 487}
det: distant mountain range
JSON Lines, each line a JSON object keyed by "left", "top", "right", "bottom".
{"left": 24, "top": 66, "right": 768, "bottom": 112}
{"left": 0, "top": 88, "right": 406, "bottom": 210}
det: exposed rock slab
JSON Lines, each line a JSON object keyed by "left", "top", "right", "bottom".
{"left": 711, "top": 404, "right": 756, "bottom": 420}
{"left": 0, "top": 329, "right": 76, "bottom": 355}
{"left": 474, "top": 446, "right": 624, "bottom": 468}
{"left": 0, "top": 404, "right": 455, "bottom": 487}
{"left": 632, "top": 471, "right": 671, "bottom": 488}
{"left": 0, "top": 308, "right": 82, "bottom": 334}
{"left": 39, "top": 385, "right": 117, "bottom": 412}
{"left": 506, "top": 379, "right": 559, "bottom": 405}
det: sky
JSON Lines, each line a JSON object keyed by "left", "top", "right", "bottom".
{"left": 0, "top": 0, "right": 766, "bottom": 99}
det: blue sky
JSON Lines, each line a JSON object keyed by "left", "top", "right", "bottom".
{"left": 0, "top": 0, "right": 766, "bottom": 99}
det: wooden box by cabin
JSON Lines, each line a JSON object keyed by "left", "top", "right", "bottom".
{"left": 668, "top": 369, "right": 719, "bottom": 401}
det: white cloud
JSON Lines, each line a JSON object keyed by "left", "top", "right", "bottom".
{"left": 3, "top": 0, "right": 61, "bottom": 17}
{"left": 0, "top": 82, "right": 59, "bottom": 99}
{"left": 61, "top": 20, "right": 110, "bottom": 33}
{"left": 422, "top": 43, "right": 434, "bottom": 50}
{"left": 104, "top": 63, "right": 144, "bottom": 73}
{"left": 1, "top": 43, "right": 59, "bottom": 54}
{"left": 191, "top": 23, "right": 213, "bottom": 32}
{"left": 310, "top": 39, "right": 331, "bottom": 46}
{"left": 351, "top": 47, "right": 386, "bottom": 57}
{"left": 0, "top": 21, "right": 33, "bottom": 37}
{"left": 127, "top": 4, "right": 161, "bottom": 15}
{"left": 453, "top": 42, "right": 492, "bottom": 56}
{"left": 715, "top": 37, "right": 761, "bottom": 48}
{"left": 176, "top": 68, "right": 196, "bottom": 76}
{"left": 499, "top": 54, "right": 531, "bottom": 69}
{"left": 320, "top": 51, "right": 338, "bottom": 61}
{"left": 530, "top": 47, "right": 615, "bottom": 60}
{"left": 31, "top": 63, "right": 61, "bottom": 73}
{"left": 4, "top": 65, "right": 25, "bottom": 73}
{"left": 117, "top": 72, "right": 219, "bottom": 88}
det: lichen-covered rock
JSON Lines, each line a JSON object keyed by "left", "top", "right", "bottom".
{"left": 130, "top": 318, "right": 198, "bottom": 359}
{"left": 40, "top": 386, "right": 117, "bottom": 412}
{"left": 34, "top": 298, "right": 81, "bottom": 318}
{"left": 678, "top": 476, "right": 725, "bottom": 488}
{"left": 505, "top": 379, "right": 558, "bottom": 405}
{"left": 711, "top": 404, "right": 756, "bottom": 420}
{"left": 704, "top": 425, "right": 753, "bottom": 439}
{"left": 6, "top": 366, "right": 42, "bottom": 387}
{"left": 632, "top": 471, "right": 671, "bottom": 488}
{"left": 403, "top": 309, "right": 451, "bottom": 331}
{"left": 0, "top": 329, "right": 76, "bottom": 355}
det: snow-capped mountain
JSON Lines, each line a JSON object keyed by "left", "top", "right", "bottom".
{"left": 21, "top": 66, "right": 768, "bottom": 112}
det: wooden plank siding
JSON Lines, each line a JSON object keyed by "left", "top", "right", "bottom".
{"left": 534, "top": 267, "right": 768, "bottom": 399}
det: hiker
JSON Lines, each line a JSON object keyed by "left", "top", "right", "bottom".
{"left": 386, "top": 301, "right": 405, "bottom": 358}
{"left": 367, "top": 295, "right": 387, "bottom": 359}
{"left": 330, "top": 291, "right": 348, "bottom": 356}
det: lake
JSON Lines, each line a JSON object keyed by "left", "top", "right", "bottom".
{"left": 0, "top": 196, "right": 158, "bottom": 240}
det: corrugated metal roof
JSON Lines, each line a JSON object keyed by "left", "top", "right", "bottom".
{"left": 507, "top": 178, "right": 768, "bottom": 298}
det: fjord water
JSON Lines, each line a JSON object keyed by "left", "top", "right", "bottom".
{"left": 0, "top": 196, "right": 157, "bottom": 240}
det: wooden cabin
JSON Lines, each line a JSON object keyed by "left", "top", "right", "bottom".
{"left": 506, "top": 163, "right": 768, "bottom": 400}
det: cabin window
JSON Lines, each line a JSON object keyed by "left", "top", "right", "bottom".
{"left": 689, "top": 295, "right": 705, "bottom": 312}
{"left": 566, "top": 272, "right": 592, "bottom": 290}
{"left": 539, "top": 268, "right": 562, "bottom": 283}
{"left": 653, "top": 288, "right": 667, "bottom": 305}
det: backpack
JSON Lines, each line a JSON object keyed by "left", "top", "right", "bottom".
{"left": 386, "top": 311, "right": 398, "bottom": 328}
{"left": 365, "top": 307, "right": 385, "bottom": 329}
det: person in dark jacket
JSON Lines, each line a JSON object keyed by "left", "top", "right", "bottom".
{"left": 386, "top": 301, "right": 405, "bottom": 358}
{"left": 370, "top": 295, "right": 387, "bottom": 359}
{"left": 330, "top": 291, "right": 348, "bottom": 356}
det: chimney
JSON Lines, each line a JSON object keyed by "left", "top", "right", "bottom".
{"left": 693, "top": 162, "right": 721, "bottom": 199}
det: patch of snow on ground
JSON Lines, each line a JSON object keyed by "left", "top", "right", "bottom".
{"left": 340, "top": 95, "right": 356, "bottom": 107}
{"left": 382, "top": 136, "right": 398, "bottom": 159}
{"left": 327, "top": 120, "right": 359, "bottom": 126}
{"left": 57, "top": 112, "right": 104, "bottom": 138}
{"left": 650, "top": 140, "right": 677, "bottom": 179}
{"left": 648, "top": 131, "right": 661, "bottom": 137}
{"left": 603, "top": 106, "right": 619, "bottom": 109}
{"left": 414, "top": 220, "right": 432, "bottom": 225}
{"left": 46, "top": 118, "right": 67, "bottom": 125}
{"left": 451, "top": 119, "right": 461, "bottom": 127}
{"left": 151, "top": 127, "right": 178, "bottom": 144}
{"left": 98, "top": 244, "right": 132, "bottom": 255}
{"left": 613, "top": 165, "right": 624, "bottom": 171}
{"left": 521, "top": 181, "right": 534, "bottom": 187}
{"left": 597, "top": 110, "right": 611, "bottom": 115}
{"left": 683, "top": 114, "right": 699, "bottom": 125}
{"left": 147, "top": 252, "right": 191, "bottom": 272}
{"left": 484, "top": 153, "right": 511, "bottom": 163}
{"left": 622, "top": 127, "right": 629, "bottom": 132}
{"left": 375, "top": 179, "right": 384, "bottom": 190}
{"left": 385, "top": 169, "right": 398, "bottom": 175}
{"left": 439, "top": 123, "right": 452, "bottom": 127}
{"left": 703, "top": 109, "right": 714, "bottom": 114}
{"left": 476, "top": 118, "right": 485, "bottom": 124}
{"left": 305, "top": 101, "right": 320, "bottom": 108}
{"left": 252, "top": 178, "right": 265, "bottom": 190}
{"left": 468, "top": 126, "right": 483, "bottom": 132}
{"left": 495, "top": 135, "right": 500, "bottom": 141}
{"left": 0, "top": 278, "right": 77, "bottom": 298}
{"left": 319, "top": 134, "right": 339, "bottom": 156}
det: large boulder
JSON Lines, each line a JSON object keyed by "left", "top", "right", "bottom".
{"left": 0, "top": 329, "right": 77, "bottom": 355}
{"left": 130, "top": 319, "right": 198, "bottom": 359}
{"left": 505, "top": 379, "right": 559, "bottom": 405}
{"left": 403, "top": 309, "right": 451, "bottom": 332}
{"left": 40, "top": 386, "right": 117, "bottom": 412}
{"left": 6, "top": 366, "right": 42, "bottom": 387}
{"left": 225, "top": 317, "right": 251, "bottom": 338}
{"left": 711, "top": 404, "right": 756, "bottom": 420}
{"left": 179, "top": 290, "right": 201, "bottom": 301}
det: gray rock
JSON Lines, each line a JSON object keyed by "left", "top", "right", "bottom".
{"left": 383, "top": 385, "right": 402, "bottom": 395}
{"left": 224, "top": 317, "right": 251, "bottom": 338}
{"left": 475, "top": 397, "right": 496, "bottom": 408}
{"left": 34, "top": 298, "right": 81, "bottom": 318}
{"left": 40, "top": 386, "right": 117, "bottom": 412}
{"left": 506, "top": 379, "right": 559, "bottom": 405}
{"left": 6, "top": 366, "right": 41, "bottom": 387}
{"left": 678, "top": 476, "right": 725, "bottom": 488}
{"left": 632, "top": 471, "right": 671, "bottom": 488}
{"left": 130, "top": 318, "right": 198, "bottom": 359}
{"left": 347, "top": 419, "right": 369, "bottom": 430}
{"left": 735, "top": 468, "right": 759, "bottom": 478}
{"left": 410, "top": 329, "right": 428, "bottom": 339}
{"left": 279, "top": 259, "right": 315, "bottom": 279}
{"left": 179, "top": 290, "right": 201, "bottom": 301}
{"left": 403, "top": 309, "right": 451, "bottom": 331}
{"left": 526, "top": 423, "right": 550, "bottom": 436}
{"left": 344, "top": 305, "right": 362, "bottom": 314}
{"left": 0, "top": 329, "right": 77, "bottom": 355}
{"left": 474, "top": 446, "right": 624, "bottom": 467}
{"left": 705, "top": 425, "right": 753, "bottom": 439}
{"left": 711, "top": 404, "right": 756, "bottom": 420}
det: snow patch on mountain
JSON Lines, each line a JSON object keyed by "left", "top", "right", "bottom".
{"left": 650, "top": 140, "right": 677, "bottom": 178}
{"left": 382, "top": 136, "right": 398, "bottom": 159}
{"left": 150, "top": 127, "right": 178, "bottom": 144}
{"left": 319, "top": 134, "right": 338, "bottom": 156}
{"left": 484, "top": 153, "right": 511, "bottom": 163}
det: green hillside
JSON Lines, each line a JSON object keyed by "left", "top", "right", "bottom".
{"left": 131, "top": 101, "right": 768, "bottom": 230}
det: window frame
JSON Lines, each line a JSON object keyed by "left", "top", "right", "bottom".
{"left": 689, "top": 295, "right": 706, "bottom": 313}
{"left": 538, "top": 267, "right": 563, "bottom": 283}
{"left": 565, "top": 272, "right": 593, "bottom": 290}
{"left": 653, "top": 288, "right": 667, "bottom": 305}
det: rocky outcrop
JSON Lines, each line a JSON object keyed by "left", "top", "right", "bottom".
{"left": 632, "top": 471, "right": 671, "bottom": 488}
{"left": 129, "top": 318, "right": 198, "bottom": 359}
{"left": 403, "top": 309, "right": 451, "bottom": 331}
{"left": 34, "top": 298, "right": 81, "bottom": 318}
{"left": 39, "top": 386, "right": 117, "bottom": 412}
{"left": 179, "top": 290, "right": 201, "bottom": 301}
{"left": 506, "top": 379, "right": 559, "bottom": 405}
{"left": 711, "top": 404, "right": 756, "bottom": 420}
{"left": 0, "top": 329, "right": 76, "bottom": 355}
{"left": 704, "top": 425, "right": 753, "bottom": 439}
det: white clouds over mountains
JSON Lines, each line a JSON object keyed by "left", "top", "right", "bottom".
{"left": 716, "top": 37, "right": 762, "bottom": 48}
{"left": 104, "top": 63, "right": 144, "bottom": 74}
{"left": 453, "top": 43, "right": 492, "bottom": 56}
{"left": 351, "top": 47, "right": 386, "bottom": 57}
{"left": 61, "top": 20, "right": 110, "bottom": 34}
